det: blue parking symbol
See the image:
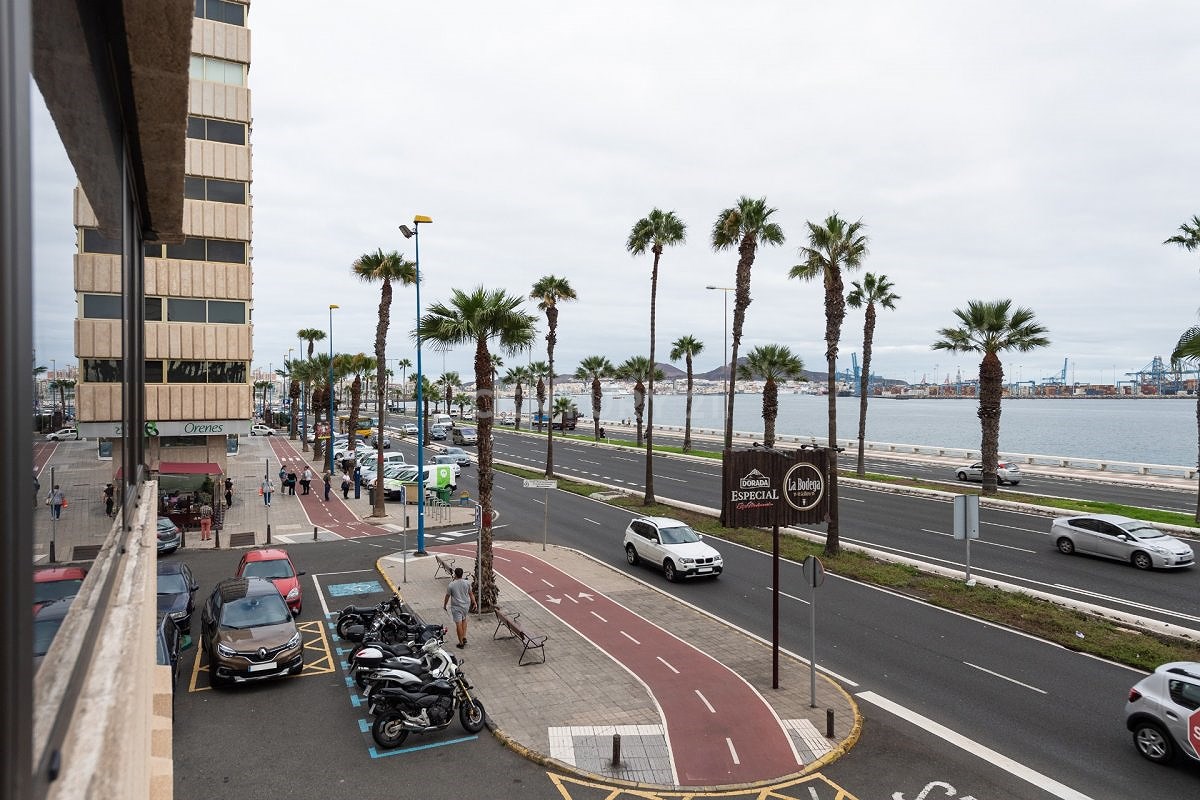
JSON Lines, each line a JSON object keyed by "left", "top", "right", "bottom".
{"left": 328, "top": 581, "right": 383, "bottom": 597}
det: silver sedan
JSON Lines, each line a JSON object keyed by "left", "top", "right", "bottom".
{"left": 1051, "top": 514, "right": 1195, "bottom": 570}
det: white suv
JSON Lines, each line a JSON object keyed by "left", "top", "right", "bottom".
{"left": 623, "top": 516, "right": 723, "bottom": 582}
{"left": 1125, "top": 661, "right": 1200, "bottom": 765}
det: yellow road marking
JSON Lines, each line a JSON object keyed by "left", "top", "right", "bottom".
{"left": 546, "top": 772, "right": 858, "bottom": 800}
{"left": 187, "top": 621, "right": 335, "bottom": 692}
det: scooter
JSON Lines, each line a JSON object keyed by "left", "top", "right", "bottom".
{"left": 369, "top": 674, "right": 486, "bottom": 749}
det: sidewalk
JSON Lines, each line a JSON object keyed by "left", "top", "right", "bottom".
{"left": 376, "top": 541, "right": 860, "bottom": 790}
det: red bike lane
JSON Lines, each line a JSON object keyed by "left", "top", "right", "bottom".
{"left": 267, "top": 437, "right": 393, "bottom": 539}
{"left": 440, "top": 542, "right": 802, "bottom": 786}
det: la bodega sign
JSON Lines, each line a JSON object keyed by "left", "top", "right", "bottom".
{"left": 721, "top": 448, "right": 829, "bottom": 527}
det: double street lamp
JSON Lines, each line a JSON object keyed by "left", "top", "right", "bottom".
{"left": 400, "top": 215, "right": 432, "bottom": 555}
{"left": 328, "top": 304, "right": 338, "bottom": 477}
{"left": 706, "top": 285, "right": 734, "bottom": 449}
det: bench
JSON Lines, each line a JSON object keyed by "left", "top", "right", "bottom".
{"left": 433, "top": 554, "right": 456, "bottom": 580}
{"left": 493, "top": 609, "right": 547, "bottom": 666}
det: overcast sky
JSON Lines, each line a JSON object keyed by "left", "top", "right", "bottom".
{"left": 31, "top": 1, "right": 1200, "bottom": 388}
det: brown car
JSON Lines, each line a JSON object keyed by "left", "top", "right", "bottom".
{"left": 200, "top": 577, "right": 302, "bottom": 687}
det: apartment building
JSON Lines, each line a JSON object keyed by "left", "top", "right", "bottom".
{"left": 74, "top": 0, "right": 254, "bottom": 475}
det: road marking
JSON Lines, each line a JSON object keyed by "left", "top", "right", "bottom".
{"left": 687, "top": 469, "right": 719, "bottom": 476}
{"left": 580, "top": 458, "right": 600, "bottom": 465}
{"left": 858, "top": 690, "right": 1094, "bottom": 800}
{"left": 657, "top": 475, "right": 687, "bottom": 482}
{"left": 620, "top": 630, "right": 640, "bottom": 645}
{"left": 726, "top": 738, "right": 740, "bottom": 765}
{"left": 657, "top": 656, "right": 679, "bottom": 673}
{"left": 919, "top": 528, "right": 1036, "bottom": 553}
{"left": 590, "top": 610, "right": 607, "bottom": 622}
{"left": 583, "top": 518, "right": 601, "bottom": 525}
{"left": 695, "top": 690, "right": 716, "bottom": 713}
{"left": 541, "top": 578, "right": 554, "bottom": 587}
{"left": 963, "top": 661, "right": 1047, "bottom": 693}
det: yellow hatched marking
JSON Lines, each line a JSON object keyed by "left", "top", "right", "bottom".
{"left": 545, "top": 772, "right": 858, "bottom": 800}
{"left": 187, "top": 621, "right": 335, "bottom": 692}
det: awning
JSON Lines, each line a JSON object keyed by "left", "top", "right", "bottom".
{"left": 158, "top": 462, "right": 223, "bottom": 475}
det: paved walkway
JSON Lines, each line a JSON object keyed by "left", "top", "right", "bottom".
{"left": 377, "top": 541, "right": 859, "bottom": 789}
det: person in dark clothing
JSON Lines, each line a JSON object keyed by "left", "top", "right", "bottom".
{"left": 286, "top": 469, "right": 298, "bottom": 495}
{"left": 102, "top": 483, "right": 115, "bottom": 517}
{"left": 323, "top": 471, "right": 332, "bottom": 501}
{"left": 224, "top": 477, "right": 233, "bottom": 507}
{"left": 341, "top": 472, "right": 351, "bottom": 499}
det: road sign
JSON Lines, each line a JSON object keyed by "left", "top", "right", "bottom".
{"left": 802, "top": 554, "right": 825, "bottom": 587}
{"left": 952, "top": 494, "right": 979, "bottom": 540}
{"left": 522, "top": 479, "right": 557, "bottom": 490}
{"left": 1190, "top": 707, "right": 1200, "bottom": 756}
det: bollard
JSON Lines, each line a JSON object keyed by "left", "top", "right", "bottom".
{"left": 266, "top": 523, "right": 272, "bottom": 545}
{"left": 313, "top": 525, "right": 318, "bottom": 541}
{"left": 214, "top": 527, "right": 221, "bottom": 549}
{"left": 826, "top": 708, "right": 835, "bottom": 738}
{"left": 611, "top": 733, "right": 621, "bottom": 767}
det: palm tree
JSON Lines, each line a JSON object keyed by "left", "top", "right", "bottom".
{"left": 396, "top": 357, "right": 412, "bottom": 413}
{"left": 789, "top": 213, "right": 869, "bottom": 556}
{"left": 617, "top": 356, "right": 663, "bottom": 450}
{"left": 253, "top": 380, "right": 271, "bottom": 421}
{"left": 932, "top": 300, "right": 1050, "bottom": 496}
{"left": 846, "top": 273, "right": 900, "bottom": 477}
{"left": 280, "top": 358, "right": 302, "bottom": 438}
{"left": 343, "top": 353, "right": 376, "bottom": 449}
{"left": 1171, "top": 326, "right": 1200, "bottom": 522}
{"left": 530, "top": 276, "right": 577, "bottom": 478}
{"left": 1164, "top": 215, "right": 1200, "bottom": 254}
{"left": 711, "top": 196, "right": 786, "bottom": 450}
{"left": 529, "top": 360, "right": 550, "bottom": 431}
{"left": 575, "top": 355, "right": 614, "bottom": 440}
{"left": 552, "top": 396, "right": 575, "bottom": 430}
{"left": 488, "top": 354, "right": 504, "bottom": 409}
{"left": 737, "top": 345, "right": 805, "bottom": 448}
{"left": 440, "top": 371, "right": 461, "bottom": 420}
{"left": 420, "top": 287, "right": 537, "bottom": 611}
{"left": 669, "top": 335, "right": 704, "bottom": 453}
{"left": 297, "top": 328, "right": 327, "bottom": 452}
{"left": 627, "top": 208, "right": 687, "bottom": 503}
{"left": 503, "top": 365, "right": 532, "bottom": 429}
{"left": 454, "top": 392, "right": 472, "bottom": 417}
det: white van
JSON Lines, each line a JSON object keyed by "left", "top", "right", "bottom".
{"left": 431, "top": 413, "right": 453, "bottom": 430}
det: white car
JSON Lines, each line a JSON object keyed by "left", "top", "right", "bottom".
{"left": 1125, "top": 661, "right": 1200, "bottom": 765}
{"left": 955, "top": 460, "right": 1021, "bottom": 486}
{"left": 622, "top": 516, "right": 723, "bottom": 582}
{"left": 1051, "top": 514, "right": 1194, "bottom": 570}
{"left": 401, "top": 422, "right": 419, "bottom": 435}
{"left": 249, "top": 424, "right": 274, "bottom": 436}
{"left": 45, "top": 427, "right": 80, "bottom": 441}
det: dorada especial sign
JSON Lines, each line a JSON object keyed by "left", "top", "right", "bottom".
{"left": 721, "top": 448, "right": 829, "bottom": 527}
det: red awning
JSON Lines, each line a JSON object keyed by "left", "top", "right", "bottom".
{"left": 158, "top": 462, "right": 223, "bottom": 475}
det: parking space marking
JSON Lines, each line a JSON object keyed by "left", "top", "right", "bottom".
{"left": 545, "top": 771, "right": 857, "bottom": 798}
{"left": 185, "top": 621, "right": 335, "bottom": 692}
{"left": 328, "top": 580, "right": 385, "bottom": 596}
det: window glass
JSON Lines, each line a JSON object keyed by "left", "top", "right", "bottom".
{"left": 208, "top": 300, "right": 245, "bottom": 324}
{"left": 189, "top": 55, "right": 204, "bottom": 80}
{"left": 160, "top": 435, "right": 204, "bottom": 448}
{"left": 186, "top": 115, "right": 206, "bottom": 140}
{"left": 206, "top": 239, "right": 246, "bottom": 263}
{"left": 206, "top": 118, "right": 246, "bottom": 145}
{"left": 83, "top": 359, "right": 121, "bottom": 383}
{"left": 196, "top": 0, "right": 245, "bottom": 26}
{"left": 145, "top": 297, "right": 162, "bottom": 322}
{"left": 183, "top": 176, "right": 205, "bottom": 201}
{"left": 205, "top": 178, "right": 246, "bottom": 204}
{"left": 82, "top": 228, "right": 122, "bottom": 255}
{"left": 167, "top": 299, "right": 206, "bottom": 323}
{"left": 208, "top": 362, "right": 246, "bottom": 384}
{"left": 83, "top": 294, "right": 122, "bottom": 319}
{"left": 145, "top": 360, "right": 164, "bottom": 383}
{"left": 144, "top": 242, "right": 164, "bottom": 258}
{"left": 165, "top": 237, "right": 205, "bottom": 261}
{"left": 167, "top": 361, "right": 207, "bottom": 383}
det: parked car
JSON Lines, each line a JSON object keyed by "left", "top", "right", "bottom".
{"left": 156, "top": 560, "right": 199, "bottom": 631}
{"left": 955, "top": 460, "right": 1021, "bottom": 485}
{"left": 1051, "top": 514, "right": 1195, "bottom": 570}
{"left": 33, "top": 566, "right": 87, "bottom": 612}
{"left": 429, "top": 424, "right": 448, "bottom": 441}
{"left": 156, "top": 517, "right": 182, "bottom": 554}
{"left": 622, "top": 516, "right": 723, "bottom": 582}
{"left": 462, "top": 408, "right": 475, "bottom": 421}
{"left": 249, "top": 423, "right": 274, "bottom": 436}
{"left": 1125, "top": 661, "right": 1200, "bottom": 764}
{"left": 236, "top": 548, "right": 304, "bottom": 615}
{"left": 156, "top": 613, "right": 184, "bottom": 698}
{"left": 45, "top": 427, "right": 80, "bottom": 441}
{"left": 34, "top": 596, "right": 76, "bottom": 667}
{"left": 431, "top": 455, "right": 462, "bottom": 476}
{"left": 200, "top": 576, "right": 303, "bottom": 687}
{"left": 401, "top": 422, "right": 419, "bottom": 435}
{"left": 370, "top": 429, "right": 391, "bottom": 449}
{"left": 451, "top": 426, "right": 478, "bottom": 446}
{"left": 439, "top": 446, "right": 472, "bottom": 467}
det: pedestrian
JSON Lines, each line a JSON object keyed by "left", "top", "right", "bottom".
{"left": 199, "top": 501, "right": 213, "bottom": 540}
{"left": 278, "top": 464, "right": 287, "bottom": 486}
{"left": 301, "top": 467, "right": 312, "bottom": 495}
{"left": 443, "top": 567, "right": 476, "bottom": 649}
{"left": 260, "top": 476, "right": 273, "bottom": 507}
{"left": 286, "top": 469, "right": 297, "bottom": 495}
{"left": 224, "top": 477, "right": 233, "bottom": 508}
{"left": 323, "top": 470, "right": 332, "bottom": 501}
{"left": 46, "top": 484, "right": 65, "bottom": 520}
{"left": 34, "top": 472, "right": 40, "bottom": 509}
{"left": 341, "top": 471, "right": 351, "bottom": 499}
{"left": 102, "top": 482, "right": 115, "bottom": 517}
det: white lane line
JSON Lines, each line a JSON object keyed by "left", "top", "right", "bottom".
{"left": 857, "top": 691, "right": 1094, "bottom": 800}
{"left": 532, "top": 498, "right": 545, "bottom": 506}
{"left": 695, "top": 690, "right": 716, "bottom": 713}
{"left": 521, "top": 566, "right": 534, "bottom": 574}
{"left": 583, "top": 518, "right": 602, "bottom": 526}
{"left": 590, "top": 610, "right": 607, "bottom": 622}
{"left": 541, "top": 578, "right": 554, "bottom": 587}
{"left": 726, "top": 738, "right": 740, "bottom": 765}
{"left": 963, "top": 662, "right": 1047, "bottom": 693}
{"left": 687, "top": 469, "right": 719, "bottom": 476}
{"left": 614, "top": 456, "right": 638, "bottom": 462}
{"left": 565, "top": 594, "right": 579, "bottom": 604}
{"left": 658, "top": 475, "right": 687, "bottom": 483}
{"left": 580, "top": 458, "right": 600, "bottom": 465}
{"left": 919, "top": 529, "right": 1037, "bottom": 553}
{"left": 1051, "top": 586, "right": 1200, "bottom": 624}
{"left": 657, "top": 656, "right": 679, "bottom": 674}
{"left": 620, "top": 630, "right": 640, "bottom": 645}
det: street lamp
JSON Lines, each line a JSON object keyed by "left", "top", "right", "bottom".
{"left": 706, "top": 285, "right": 734, "bottom": 449}
{"left": 328, "top": 304, "right": 338, "bottom": 477}
{"left": 285, "top": 348, "right": 294, "bottom": 435}
{"left": 400, "top": 214, "right": 432, "bottom": 555}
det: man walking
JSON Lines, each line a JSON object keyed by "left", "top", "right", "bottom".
{"left": 46, "top": 484, "right": 65, "bottom": 520}
{"left": 301, "top": 467, "right": 312, "bottom": 495}
{"left": 261, "top": 476, "right": 273, "bottom": 507}
{"left": 442, "top": 567, "right": 476, "bottom": 649}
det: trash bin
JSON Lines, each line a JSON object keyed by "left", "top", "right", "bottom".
{"left": 367, "top": 486, "right": 375, "bottom": 505}
{"left": 435, "top": 486, "right": 452, "bottom": 504}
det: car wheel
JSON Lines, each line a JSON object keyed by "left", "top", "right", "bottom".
{"left": 1056, "top": 537, "right": 1075, "bottom": 555}
{"left": 663, "top": 560, "right": 678, "bottom": 582}
{"left": 956, "top": 471, "right": 967, "bottom": 481}
{"left": 1009, "top": 480, "right": 1019, "bottom": 486}
{"left": 625, "top": 544, "right": 640, "bottom": 566}
{"left": 1131, "top": 551, "right": 1154, "bottom": 570}
{"left": 1132, "top": 721, "right": 1175, "bottom": 763}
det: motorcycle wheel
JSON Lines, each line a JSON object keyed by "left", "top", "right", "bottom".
{"left": 336, "top": 614, "right": 363, "bottom": 640}
{"left": 460, "top": 699, "right": 486, "bottom": 733}
{"left": 371, "top": 712, "right": 410, "bottom": 749}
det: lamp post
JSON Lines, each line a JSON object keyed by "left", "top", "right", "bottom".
{"left": 400, "top": 215, "right": 432, "bottom": 555}
{"left": 706, "top": 285, "right": 734, "bottom": 448}
{"left": 328, "top": 304, "right": 338, "bottom": 477}
{"left": 285, "top": 348, "right": 294, "bottom": 435}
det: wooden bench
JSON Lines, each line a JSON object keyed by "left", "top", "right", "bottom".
{"left": 433, "top": 553, "right": 456, "bottom": 580}
{"left": 493, "top": 609, "right": 547, "bottom": 666}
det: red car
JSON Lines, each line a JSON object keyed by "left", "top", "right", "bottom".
{"left": 235, "top": 548, "right": 304, "bottom": 616}
{"left": 34, "top": 566, "right": 88, "bottom": 612}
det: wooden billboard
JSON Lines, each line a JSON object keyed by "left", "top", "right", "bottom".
{"left": 720, "top": 447, "right": 829, "bottom": 528}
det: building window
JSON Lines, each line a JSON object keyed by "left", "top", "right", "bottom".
{"left": 195, "top": 0, "right": 245, "bottom": 26}
{"left": 208, "top": 301, "right": 246, "bottom": 324}
{"left": 153, "top": 237, "right": 247, "bottom": 264}
{"left": 81, "top": 228, "right": 122, "bottom": 255}
{"left": 208, "top": 362, "right": 247, "bottom": 384}
{"left": 83, "top": 359, "right": 121, "bottom": 383}
{"left": 160, "top": 435, "right": 205, "bottom": 449}
{"left": 82, "top": 294, "right": 122, "bottom": 319}
{"left": 184, "top": 176, "right": 247, "bottom": 205}
{"left": 167, "top": 299, "right": 206, "bottom": 323}
{"left": 164, "top": 238, "right": 206, "bottom": 261}
{"left": 205, "top": 239, "right": 246, "bottom": 263}
{"left": 186, "top": 116, "right": 247, "bottom": 146}
{"left": 146, "top": 360, "right": 164, "bottom": 383}
{"left": 146, "top": 297, "right": 162, "bottom": 321}
{"left": 189, "top": 55, "right": 245, "bottom": 87}
{"left": 167, "top": 361, "right": 207, "bottom": 383}
{"left": 164, "top": 361, "right": 247, "bottom": 384}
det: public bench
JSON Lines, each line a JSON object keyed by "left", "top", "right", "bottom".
{"left": 493, "top": 609, "right": 547, "bottom": 666}
{"left": 433, "top": 553, "right": 456, "bottom": 580}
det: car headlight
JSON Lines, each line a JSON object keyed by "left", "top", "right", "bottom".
{"left": 216, "top": 642, "right": 236, "bottom": 658}
{"left": 286, "top": 587, "right": 300, "bottom": 601}
{"left": 679, "top": 557, "right": 695, "bottom": 564}
{"left": 169, "top": 610, "right": 187, "bottom": 621}
{"left": 286, "top": 632, "right": 301, "bottom": 649}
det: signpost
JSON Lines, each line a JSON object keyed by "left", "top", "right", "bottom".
{"left": 802, "top": 555, "right": 825, "bottom": 708}
{"left": 523, "top": 479, "right": 557, "bottom": 550}
{"left": 953, "top": 494, "right": 980, "bottom": 586}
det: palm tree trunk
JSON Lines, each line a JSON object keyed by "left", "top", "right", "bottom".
{"left": 856, "top": 306, "right": 876, "bottom": 477}
{"left": 645, "top": 250, "right": 660, "bottom": 504}
{"left": 592, "top": 377, "right": 602, "bottom": 440}
{"left": 1194, "top": 392, "right": 1200, "bottom": 522}
{"left": 726, "top": 234, "right": 756, "bottom": 451}
{"left": 514, "top": 385, "right": 523, "bottom": 431}
{"left": 979, "top": 353, "right": 1004, "bottom": 496}
{"left": 763, "top": 379, "right": 777, "bottom": 448}
{"left": 546, "top": 313, "right": 557, "bottom": 478}
{"left": 634, "top": 379, "right": 645, "bottom": 446}
{"left": 475, "top": 340, "right": 499, "bottom": 611}
{"left": 683, "top": 356, "right": 694, "bottom": 453}
{"left": 823, "top": 279, "right": 845, "bottom": 557}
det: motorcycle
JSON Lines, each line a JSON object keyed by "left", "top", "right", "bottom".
{"left": 369, "top": 674, "right": 486, "bottom": 749}
{"left": 355, "top": 635, "right": 460, "bottom": 693}
{"left": 339, "top": 604, "right": 444, "bottom": 645}
{"left": 334, "top": 593, "right": 404, "bottom": 640}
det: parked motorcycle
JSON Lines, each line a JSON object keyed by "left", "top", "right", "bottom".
{"left": 355, "top": 635, "right": 460, "bottom": 693}
{"left": 369, "top": 674, "right": 486, "bottom": 749}
{"left": 339, "top": 603, "right": 444, "bottom": 645}
{"left": 334, "top": 593, "right": 403, "bottom": 640}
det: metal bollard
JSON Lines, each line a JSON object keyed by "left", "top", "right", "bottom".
{"left": 214, "top": 527, "right": 220, "bottom": 549}
{"left": 313, "top": 525, "right": 318, "bottom": 541}
{"left": 826, "top": 708, "right": 835, "bottom": 738}
{"left": 611, "top": 733, "right": 621, "bottom": 766}
{"left": 266, "top": 523, "right": 272, "bottom": 545}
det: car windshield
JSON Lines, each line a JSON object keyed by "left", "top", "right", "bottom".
{"left": 241, "top": 559, "right": 295, "bottom": 580}
{"left": 658, "top": 525, "right": 700, "bottom": 545}
{"left": 1118, "top": 520, "right": 1166, "bottom": 540}
{"left": 33, "top": 618, "right": 65, "bottom": 657}
{"left": 157, "top": 519, "right": 176, "bottom": 533}
{"left": 34, "top": 579, "right": 83, "bottom": 604}
{"left": 219, "top": 594, "right": 291, "bottom": 628}
{"left": 157, "top": 573, "right": 190, "bottom": 594}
